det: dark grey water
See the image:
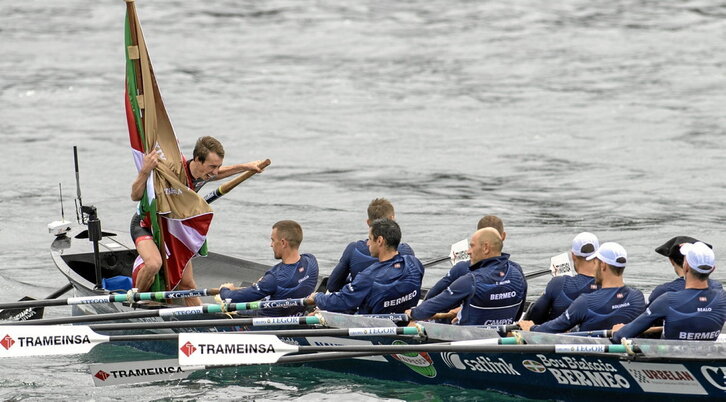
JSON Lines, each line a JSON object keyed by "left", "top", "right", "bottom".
{"left": 2, "top": 0, "right": 726, "bottom": 400}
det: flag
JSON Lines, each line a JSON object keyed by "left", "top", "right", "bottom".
{"left": 124, "top": 0, "right": 213, "bottom": 290}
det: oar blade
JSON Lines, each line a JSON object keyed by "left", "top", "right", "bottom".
{"left": 178, "top": 333, "right": 299, "bottom": 366}
{"left": 0, "top": 325, "right": 106, "bottom": 357}
{"left": 0, "top": 297, "right": 44, "bottom": 321}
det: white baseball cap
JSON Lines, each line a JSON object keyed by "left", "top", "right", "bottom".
{"left": 586, "top": 242, "right": 627, "bottom": 268}
{"left": 680, "top": 242, "right": 716, "bottom": 274}
{"left": 571, "top": 232, "right": 600, "bottom": 257}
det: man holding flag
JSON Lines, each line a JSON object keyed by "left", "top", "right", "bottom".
{"left": 130, "top": 136, "right": 264, "bottom": 305}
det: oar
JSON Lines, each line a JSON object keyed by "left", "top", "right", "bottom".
{"left": 0, "top": 324, "right": 421, "bottom": 358}
{"left": 421, "top": 256, "right": 450, "bottom": 267}
{"left": 1, "top": 298, "right": 315, "bottom": 326}
{"left": 177, "top": 333, "right": 633, "bottom": 366}
{"left": 0, "top": 283, "right": 73, "bottom": 321}
{"left": 0, "top": 288, "right": 220, "bottom": 310}
{"left": 203, "top": 159, "right": 271, "bottom": 204}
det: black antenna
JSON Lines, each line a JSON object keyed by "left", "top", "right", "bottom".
{"left": 73, "top": 146, "right": 84, "bottom": 224}
{"left": 59, "top": 183, "right": 65, "bottom": 222}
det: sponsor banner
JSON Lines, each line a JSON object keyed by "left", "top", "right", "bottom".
{"left": 348, "top": 327, "right": 397, "bottom": 337}
{"left": 442, "top": 352, "right": 521, "bottom": 376}
{"left": 90, "top": 359, "right": 200, "bottom": 386}
{"left": 701, "top": 366, "right": 726, "bottom": 390}
{"left": 178, "top": 333, "right": 297, "bottom": 366}
{"left": 535, "top": 354, "right": 631, "bottom": 389}
{"left": 621, "top": 362, "right": 707, "bottom": 395}
{"left": 0, "top": 325, "right": 106, "bottom": 357}
{"left": 252, "top": 316, "right": 300, "bottom": 326}
{"left": 555, "top": 344, "right": 607, "bottom": 354}
{"left": 67, "top": 296, "right": 112, "bottom": 305}
{"left": 159, "top": 306, "right": 205, "bottom": 317}
{"left": 306, "top": 337, "right": 386, "bottom": 362}
{"left": 390, "top": 340, "right": 437, "bottom": 378}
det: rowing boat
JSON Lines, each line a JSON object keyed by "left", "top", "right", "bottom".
{"left": 42, "top": 214, "right": 726, "bottom": 400}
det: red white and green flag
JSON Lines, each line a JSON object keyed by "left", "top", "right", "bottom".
{"left": 124, "top": 0, "right": 213, "bottom": 291}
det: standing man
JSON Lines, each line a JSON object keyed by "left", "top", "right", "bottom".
{"left": 407, "top": 227, "right": 527, "bottom": 326}
{"left": 526, "top": 232, "right": 600, "bottom": 324}
{"left": 309, "top": 218, "right": 424, "bottom": 314}
{"left": 326, "top": 198, "right": 415, "bottom": 292}
{"left": 219, "top": 220, "right": 318, "bottom": 317}
{"left": 131, "top": 136, "right": 264, "bottom": 305}
{"left": 519, "top": 242, "right": 645, "bottom": 333}
{"left": 425, "top": 215, "right": 507, "bottom": 301}
{"left": 613, "top": 242, "right": 726, "bottom": 341}
{"left": 649, "top": 236, "right": 722, "bottom": 304}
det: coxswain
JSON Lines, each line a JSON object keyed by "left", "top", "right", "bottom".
{"left": 407, "top": 227, "right": 527, "bottom": 326}
{"left": 326, "top": 198, "right": 415, "bottom": 292}
{"left": 131, "top": 136, "right": 264, "bottom": 306}
{"left": 308, "top": 218, "right": 424, "bottom": 314}
{"left": 219, "top": 220, "right": 318, "bottom": 317}
{"left": 612, "top": 242, "right": 726, "bottom": 342}
{"left": 648, "top": 236, "right": 722, "bottom": 304}
{"left": 526, "top": 232, "right": 600, "bottom": 324}
{"left": 519, "top": 242, "right": 645, "bottom": 333}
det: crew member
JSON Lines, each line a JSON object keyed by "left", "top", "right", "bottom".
{"left": 131, "top": 136, "right": 264, "bottom": 305}
{"left": 326, "top": 198, "right": 414, "bottom": 292}
{"left": 219, "top": 220, "right": 318, "bottom": 317}
{"left": 527, "top": 232, "right": 600, "bottom": 324}
{"left": 407, "top": 227, "right": 527, "bottom": 326}
{"left": 425, "top": 215, "right": 507, "bottom": 301}
{"left": 612, "top": 242, "right": 726, "bottom": 342}
{"left": 309, "top": 218, "right": 424, "bottom": 314}
{"left": 519, "top": 242, "right": 645, "bottom": 333}
{"left": 649, "top": 236, "right": 722, "bottom": 304}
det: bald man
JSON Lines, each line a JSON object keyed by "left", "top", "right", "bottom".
{"left": 407, "top": 228, "right": 527, "bottom": 325}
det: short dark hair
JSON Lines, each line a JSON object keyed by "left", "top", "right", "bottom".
{"left": 609, "top": 264, "right": 625, "bottom": 276}
{"left": 193, "top": 136, "right": 225, "bottom": 162}
{"left": 273, "top": 220, "right": 303, "bottom": 248}
{"left": 692, "top": 270, "right": 711, "bottom": 281}
{"left": 367, "top": 198, "right": 395, "bottom": 221}
{"left": 477, "top": 215, "right": 504, "bottom": 235}
{"left": 370, "top": 218, "right": 401, "bottom": 250}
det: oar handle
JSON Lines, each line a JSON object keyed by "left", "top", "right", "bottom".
{"left": 218, "top": 159, "right": 271, "bottom": 195}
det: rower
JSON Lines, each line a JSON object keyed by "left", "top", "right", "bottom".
{"left": 308, "top": 218, "right": 424, "bottom": 314}
{"left": 526, "top": 232, "right": 600, "bottom": 324}
{"left": 406, "top": 227, "right": 527, "bottom": 326}
{"left": 424, "top": 215, "right": 508, "bottom": 303}
{"left": 326, "top": 198, "right": 415, "bottom": 292}
{"left": 612, "top": 242, "right": 726, "bottom": 342}
{"left": 519, "top": 242, "right": 645, "bottom": 333}
{"left": 219, "top": 220, "right": 318, "bottom": 317}
{"left": 131, "top": 136, "right": 265, "bottom": 306}
{"left": 648, "top": 236, "right": 722, "bottom": 304}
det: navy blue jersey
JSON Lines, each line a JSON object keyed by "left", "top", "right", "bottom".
{"left": 425, "top": 260, "right": 470, "bottom": 301}
{"left": 316, "top": 254, "right": 424, "bottom": 314}
{"left": 649, "top": 277, "right": 723, "bottom": 304}
{"left": 326, "top": 240, "right": 414, "bottom": 292}
{"left": 411, "top": 255, "right": 527, "bottom": 326}
{"left": 219, "top": 253, "right": 319, "bottom": 316}
{"left": 532, "top": 286, "right": 645, "bottom": 333}
{"left": 613, "top": 288, "right": 726, "bottom": 342}
{"left": 527, "top": 274, "right": 599, "bottom": 324}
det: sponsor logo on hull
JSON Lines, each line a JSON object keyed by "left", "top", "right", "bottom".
{"left": 621, "top": 362, "right": 707, "bottom": 395}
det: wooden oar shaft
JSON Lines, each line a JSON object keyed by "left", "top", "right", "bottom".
{"left": 218, "top": 159, "right": 271, "bottom": 195}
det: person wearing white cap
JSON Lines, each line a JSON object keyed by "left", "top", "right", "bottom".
{"left": 612, "top": 242, "right": 726, "bottom": 342}
{"left": 648, "top": 236, "right": 722, "bottom": 304}
{"left": 519, "top": 242, "right": 645, "bottom": 333}
{"left": 526, "top": 232, "right": 601, "bottom": 324}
